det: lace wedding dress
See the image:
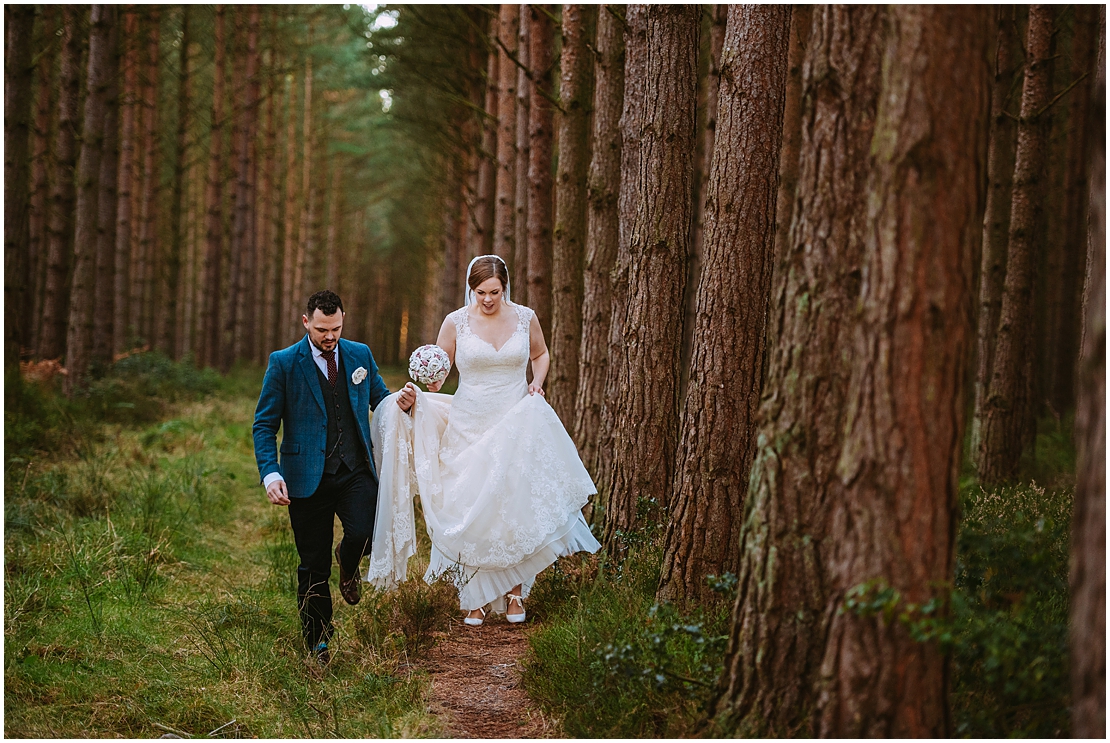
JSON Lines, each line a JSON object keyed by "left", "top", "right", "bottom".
{"left": 366, "top": 301, "right": 600, "bottom": 612}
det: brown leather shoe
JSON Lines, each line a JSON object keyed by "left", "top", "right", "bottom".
{"left": 335, "top": 542, "right": 361, "bottom": 605}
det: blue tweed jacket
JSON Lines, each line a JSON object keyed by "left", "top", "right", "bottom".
{"left": 253, "top": 335, "right": 391, "bottom": 498}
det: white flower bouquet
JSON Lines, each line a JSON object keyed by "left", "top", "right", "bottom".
{"left": 408, "top": 344, "right": 451, "bottom": 386}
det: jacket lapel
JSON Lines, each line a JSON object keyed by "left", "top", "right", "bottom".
{"left": 341, "top": 339, "right": 364, "bottom": 414}
{"left": 298, "top": 336, "right": 326, "bottom": 415}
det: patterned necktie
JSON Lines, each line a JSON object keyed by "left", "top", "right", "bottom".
{"left": 322, "top": 350, "right": 337, "bottom": 387}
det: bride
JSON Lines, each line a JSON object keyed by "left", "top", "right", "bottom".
{"left": 366, "top": 255, "right": 600, "bottom": 625}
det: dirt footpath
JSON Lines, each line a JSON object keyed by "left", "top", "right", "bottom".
{"left": 420, "top": 619, "right": 560, "bottom": 738}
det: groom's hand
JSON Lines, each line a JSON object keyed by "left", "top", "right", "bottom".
{"left": 397, "top": 382, "right": 417, "bottom": 412}
{"left": 266, "top": 479, "right": 291, "bottom": 506}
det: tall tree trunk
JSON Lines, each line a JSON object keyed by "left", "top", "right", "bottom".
{"left": 65, "top": 4, "right": 116, "bottom": 392}
{"left": 202, "top": 6, "right": 227, "bottom": 368}
{"left": 225, "top": 5, "right": 261, "bottom": 371}
{"left": 92, "top": 13, "right": 121, "bottom": 366}
{"left": 814, "top": 7, "right": 989, "bottom": 735}
{"left": 258, "top": 47, "right": 280, "bottom": 361}
{"left": 971, "top": 7, "right": 1020, "bottom": 460}
{"left": 113, "top": 8, "right": 140, "bottom": 355}
{"left": 160, "top": 5, "right": 191, "bottom": 357}
{"left": 468, "top": 33, "right": 497, "bottom": 261}
{"left": 707, "top": 7, "right": 886, "bottom": 735}
{"left": 293, "top": 52, "right": 315, "bottom": 336}
{"left": 280, "top": 68, "right": 300, "bottom": 346}
{"left": 526, "top": 4, "right": 555, "bottom": 334}
{"left": 494, "top": 4, "right": 519, "bottom": 263}
{"left": 176, "top": 36, "right": 200, "bottom": 360}
{"left": 573, "top": 4, "right": 624, "bottom": 509}
{"left": 39, "top": 5, "right": 84, "bottom": 361}
{"left": 549, "top": 4, "right": 596, "bottom": 423}
{"left": 594, "top": 5, "right": 645, "bottom": 510}
{"left": 324, "top": 160, "right": 341, "bottom": 290}
{"left": 513, "top": 9, "right": 531, "bottom": 304}
{"left": 1049, "top": 7, "right": 1098, "bottom": 414}
{"left": 5, "top": 4, "right": 36, "bottom": 361}
{"left": 680, "top": 3, "right": 727, "bottom": 397}
{"left": 658, "top": 5, "right": 791, "bottom": 608}
{"left": 133, "top": 9, "right": 161, "bottom": 346}
{"left": 770, "top": 6, "right": 811, "bottom": 293}
{"left": 978, "top": 5, "right": 1055, "bottom": 486}
{"left": 29, "top": 6, "right": 58, "bottom": 357}
{"left": 1071, "top": 12, "right": 1105, "bottom": 738}
{"left": 602, "top": 5, "right": 699, "bottom": 551}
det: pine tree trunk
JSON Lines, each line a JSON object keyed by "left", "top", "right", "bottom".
{"left": 770, "top": 5, "right": 811, "bottom": 291}
{"left": 658, "top": 4, "right": 791, "bottom": 608}
{"left": 513, "top": 9, "right": 530, "bottom": 305}
{"left": 280, "top": 68, "right": 300, "bottom": 347}
{"left": 29, "top": 7, "right": 57, "bottom": 357}
{"left": 494, "top": 4, "right": 519, "bottom": 263}
{"left": 258, "top": 47, "right": 280, "bottom": 361}
{"left": 971, "top": 7, "right": 1020, "bottom": 460}
{"left": 814, "top": 7, "right": 989, "bottom": 735}
{"left": 573, "top": 4, "right": 624, "bottom": 491}
{"left": 65, "top": 4, "right": 116, "bottom": 392}
{"left": 1071, "top": 12, "right": 1105, "bottom": 737}
{"left": 176, "top": 36, "right": 200, "bottom": 360}
{"left": 225, "top": 5, "right": 260, "bottom": 371}
{"left": 293, "top": 53, "right": 315, "bottom": 337}
{"left": 470, "top": 36, "right": 497, "bottom": 260}
{"left": 1049, "top": 7, "right": 1098, "bottom": 414}
{"left": 549, "top": 4, "right": 596, "bottom": 424}
{"left": 113, "top": 8, "right": 140, "bottom": 355}
{"left": 39, "top": 5, "right": 84, "bottom": 361}
{"left": 5, "top": 4, "right": 35, "bottom": 361}
{"left": 160, "top": 6, "right": 191, "bottom": 358}
{"left": 133, "top": 9, "right": 161, "bottom": 346}
{"left": 92, "top": 13, "right": 120, "bottom": 366}
{"left": 602, "top": 5, "right": 699, "bottom": 550}
{"left": 707, "top": 7, "right": 886, "bottom": 735}
{"left": 594, "top": 5, "right": 646, "bottom": 508}
{"left": 202, "top": 6, "right": 227, "bottom": 368}
{"left": 978, "top": 5, "right": 1055, "bottom": 486}
{"left": 526, "top": 4, "right": 555, "bottom": 335}
{"left": 680, "top": 3, "right": 726, "bottom": 397}
{"left": 324, "top": 161, "right": 341, "bottom": 291}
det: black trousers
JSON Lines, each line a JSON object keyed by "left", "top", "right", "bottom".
{"left": 287, "top": 463, "right": 377, "bottom": 649}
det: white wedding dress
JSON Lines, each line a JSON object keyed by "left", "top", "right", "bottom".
{"left": 366, "top": 301, "right": 600, "bottom": 612}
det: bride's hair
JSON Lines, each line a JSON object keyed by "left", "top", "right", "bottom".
{"left": 467, "top": 256, "right": 509, "bottom": 293}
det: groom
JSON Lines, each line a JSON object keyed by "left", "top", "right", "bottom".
{"left": 253, "top": 290, "right": 416, "bottom": 666}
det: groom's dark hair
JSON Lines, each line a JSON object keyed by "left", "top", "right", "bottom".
{"left": 307, "top": 290, "right": 344, "bottom": 316}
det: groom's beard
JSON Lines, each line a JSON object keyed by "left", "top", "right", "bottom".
{"left": 310, "top": 337, "right": 338, "bottom": 352}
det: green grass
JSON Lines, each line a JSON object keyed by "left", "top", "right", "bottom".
{"left": 5, "top": 358, "right": 445, "bottom": 738}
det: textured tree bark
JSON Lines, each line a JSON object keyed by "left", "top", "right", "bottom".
{"left": 770, "top": 5, "right": 811, "bottom": 295}
{"left": 180, "top": 39, "right": 203, "bottom": 361}
{"left": 526, "top": 4, "right": 555, "bottom": 335}
{"left": 5, "top": 4, "right": 35, "bottom": 361}
{"left": 1071, "top": 11, "right": 1105, "bottom": 738}
{"left": 64, "top": 4, "right": 116, "bottom": 392}
{"left": 293, "top": 52, "right": 316, "bottom": 339}
{"left": 493, "top": 4, "right": 519, "bottom": 263}
{"left": 39, "top": 5, "right": 84, "bottom": 361}
{"left": 978, "top": 5, "right": 1055, "bottom": 486}
{"left": 253, "top": 43, "right": 279, "bottom": 363}
{"left": 113, "top": 8, "right": 140, "bottom": 355}
{"left": 1048, "top": 7, "right": 1098, "bottom": 414}
{"left": 201, "top": 6, "right": 227, "bottom": 368}
{"left": 815, "top": 7, "right": 989, "bottom": 736}
{"left": 92, "top": 14, "right": 121, "bottom": 367}
{"left": 133, "top": 10, "right": 161, "bottom": 344}
{"left": 680, "top": 3, "right": 726, "bottom": 397}
{"left": 467, "top": 30, "right": 497, "bottom": 261}
{"left": 324, "top": 161, "right": 341, "bottom": 291}
{"left": 594, "top": 4, "right": 644, "bottom": 512}
{"left": 707, "top": 7, "right": 886, "bottom": 735}
{"left": 280, "top": 69, "right": 299, "bottom": 347}
{"left": 513, "top": 9, "right": 530, "bottom": 305}
{"left": 602, "top": 4, "right": 699, "bottom": 551}
{"left": 225, "top": 5, "right": 261, "bottom": 371}
{"left": 971, "top": 7, "right": 1020, "bottom": 462}
{"left": 549, "top": 4, "right": 596, "bottom": 424}
{"left": 29, "top": 7, "right": 57, "bottom": 357}
{"left": 573, "top": 4, "right": 624, "bottom": 492}
{"left": 658, "top": 4, "right": 791, "bottom": 608}
{"left": 159, "top": 6, "right": 191, "bottom": 358}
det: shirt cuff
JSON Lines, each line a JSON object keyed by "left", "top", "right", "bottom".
{"left": 263, "top": 472, "right": 285, "bottom": 489}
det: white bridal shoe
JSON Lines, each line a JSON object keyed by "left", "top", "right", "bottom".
{"left": 506, "top": 593, "right": 526, "bottom": 624}
{"left": 464, "top": 606, "right": 487, "bottom": 627}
